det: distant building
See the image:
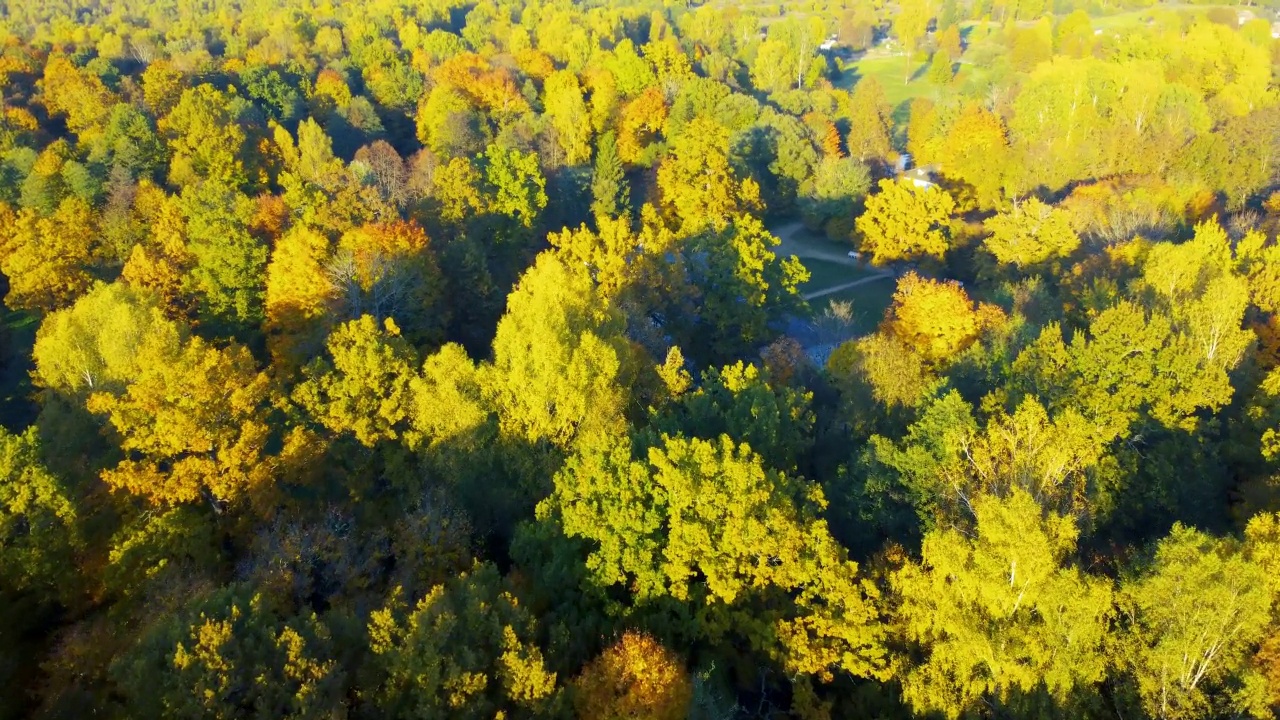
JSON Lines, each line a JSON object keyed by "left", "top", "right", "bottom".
{"left": 819, "top": 35, "right": 838, "bottom": 51}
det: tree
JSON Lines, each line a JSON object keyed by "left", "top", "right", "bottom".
{"left": 798, "top": 156, "right": 872, "bottom": 241}
{"left": 542, "top": 433, "right": 888, "bottom": 682}
{"left": 487, "top": 251, "right": 630, "bottom": 449}
{"left": 926, "top": 51, "right": 953, "bottom": 85}
{"left": 656, "top": 117, "right": 760, "bottom": 233}
{"left": 884, "top": 273, "right": 1004, "bottom": 365}
{"left": 545, "top": 70, "right": 592, "bottom": 166}
{"left": 0, "top": 426, "right": 81, "bottom": 603}
{"left": 159, "top": 84, "right": 250, "bottom": 187}
{"left": 480, "top": 145, "right": 548, "bottom": 228}
{"left": 936, "top": 103, "right": 1010, "bottom": 208}
{"left": 40, "top": 55, "right": 116, "bottom": 144}
{"left": 573, "top": 632, "right": 693, "bottom": 720}
{"left": 331, "top": 220, "right": 447, "bottom": 345}
{"left": 892, "top": 488, "right": 1113, "bottom": 718}
{"left": 293, "top": 315, "right": 419, "bottom": 448}
{"left": 590, "top": 131, "right": 629, "bottom": 219}
{"left": 366, "top": 563, "right": 557, "bottom": 720}
{"left": 1120, "top": 524, "right": 1275, "bottom": 720}
{"left": 32, "top": 282, "right": 173, "bottom": 396}
{"left": 1012, "top": 301, "right": 1239, "bottom": 443}
{"left": 86, "top": 329, "right": 282, "bottom": 510}
{"left": 617, "top": 87, "right": 667, "bottom": 165}
{"left": 983, "top": 198, "right": 1080, "bottom": 268}
{"left": 1139, "top": 221, "right": 1252, "bottom": 371}
{"left": 141, "top": 61, "right": 186, "bottom": 117}
{"left": 650, "top": 361, "right": 814, "bottom": 473}
{"left": 112, "top": 585, "right": 345, "bottom": 719}
{"left": 856, "top": 179, "right": 957, "bottom": 264}
{"left": 845, "top": 78, "right": 893, "bottom": 164}
{"left": 0, "top": 198, "right": 97, "bottom": 313}
{"left": 179, "top": 180, "right": 268, "bottom": 333}
{"left": 265, "top": 225, "right": 335, "bottom": 365}
{"left": 88, "top": 103, "right": 167, "bottom": 181}
{"left": 894, "top": 0, "right": 932, "bottom": 81}
{"left": 674, "top": 216, "right": 808, "bottom": 363}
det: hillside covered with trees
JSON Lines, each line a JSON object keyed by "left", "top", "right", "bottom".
{"left": 1, "top": 0, "right": 1280, "bottom": 717}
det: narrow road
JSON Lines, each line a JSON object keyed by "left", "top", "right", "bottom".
{"left": 770, "top": 220, "right": 867, "bottom": 267}
{"left": 802, "top": 272, "right": 893, "bottom": 301}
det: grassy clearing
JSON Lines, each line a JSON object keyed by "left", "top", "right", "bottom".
{"left": 814, "top": 277, "right": 896, "bottom": 334}
{"left": 775, "top": 222, "right": 858, "bottom": 257}
{"left": 798, "top": 258, "right": 870, "bottom": 293}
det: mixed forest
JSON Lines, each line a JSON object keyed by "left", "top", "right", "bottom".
{"left": 2, "top": 0, "right": 1280, "bottom": 717}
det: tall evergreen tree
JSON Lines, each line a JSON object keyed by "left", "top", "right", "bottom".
{"left": 590, "top": 131, "right": 629, "bottom": 219}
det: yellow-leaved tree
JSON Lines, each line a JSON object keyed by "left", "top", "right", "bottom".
{"left": 856, "top": 179, "right": 956, "bottom": 265}
{"left": 0, "top": 198, "right": 98, "bottom": 313}
{"left": 573, "top": 632, "right": 693, "bottom": 720}
{"left": 883, "top": 272, "right": 1006, "bottom": 366}
{"left": 85, "top": 321, "right": 292, "bottom": 510}
{"left": 542, "top": 432, "right": 888, "bottom": 683}
{"left": 487, "top": 250, "right": 632, "bottom": 449}
{"left": 891, "top": 488, "right": 1113, "bottom": 719}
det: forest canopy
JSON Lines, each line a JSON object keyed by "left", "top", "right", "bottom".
{"left": 0, "top": 0, "right": 1279, "bottom": 717}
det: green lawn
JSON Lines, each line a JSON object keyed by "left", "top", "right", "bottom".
{"left": 803, "top": 257, "right": 865, "bottom": 292}
{"left": 798, "top": 258, "right": 877, "bottom": 295}
{"left": 836, "top": 54, "right": 932, "bottom": 107}
{"left": 812, "top": 277, "right": 896, "bottom": 335}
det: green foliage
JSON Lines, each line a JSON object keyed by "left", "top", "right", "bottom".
{"left": 365, "top": 563, "right": 558, "bottom": 719}
{"left": 179, "top": 180, "right": 268, "bottom": 333}
{"left": 0, "top": 426, "right": 81, "bottom": 602}
{"left": 893, "top": 488, "right": 1113, "bottom": 718}
{"left": 542, "top": 432, "right": 887, "bottom": 682}
{"left": 112, "top": 585, "right": 345, "bottom": 719}
{"left": 3, "top": 3, "right": 1280, "bottom": 717}
{"left": 590, "top": 131, "right": 629, "bottom": 219}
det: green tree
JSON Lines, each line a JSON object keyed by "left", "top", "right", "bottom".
{"left": 650, "top": 361, "right": 814, "bottom": 473}
{"left": 480, "top": 145, "right": 547, "bottom": 228}
{"left": 892, "top": 488, "right": 1113, "bottom": 718}
{"left": 798, "top": 156, "right": 871, "bottom": 241}
{"left": 542, "top": 432, "right": 888, "bottom": 682}
{"left": 590, "top": 131, "right": 630, "bottom": 219}
{"left": 926, "top": 51, "right": 953, "bottom": 85}
{"left": 112, "top": 585, "right": 345, "bottom": 719}
{"left": 179, "top": 181, "right": 268, "bottom": 334}
{"left": 366, "top": 563, "right": 558, "bottom": 720}
{"left": 0, "top": 427, "right": 81, "bottom": 603}
{"left": 674, "top": 216, "right": 808, "bottom": 363}
{"left": 293, "top": 315, "right": 419, "bottom": 448}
